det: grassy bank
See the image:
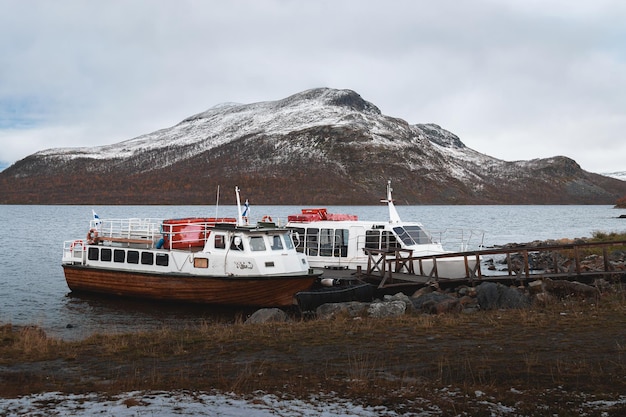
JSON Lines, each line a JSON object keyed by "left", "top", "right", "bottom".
{"left": 2, "top": 289, "right": 626, "bottom": 415}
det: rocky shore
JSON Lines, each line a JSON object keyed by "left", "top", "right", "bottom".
{"left": 247, "top": 236, "right": 626, "bottom": 324}
{"left": 246, "top": 277, "right": 611, "bottom": 324}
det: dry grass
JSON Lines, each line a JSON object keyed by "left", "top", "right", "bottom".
{"left": 1, "top": 291, "right": 626, "bottom": 415}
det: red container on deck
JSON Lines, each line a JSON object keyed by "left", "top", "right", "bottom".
{"left": 162, "top": 217, "right": 237, "bottom": 249}
{"left": 287, "top": 209, "right": 358, "bottom": 222}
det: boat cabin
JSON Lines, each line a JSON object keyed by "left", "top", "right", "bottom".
{"left": 287, "top": 220, "right": 436, "bottom": 268}
{"left": 64, "top": 218, "right": 308, "bottom": 278}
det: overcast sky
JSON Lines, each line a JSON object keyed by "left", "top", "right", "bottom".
{"left": 1, "top": 0, "right": 625, "bottom": 173}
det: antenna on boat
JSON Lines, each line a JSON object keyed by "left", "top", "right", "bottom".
{"left": 380, "top": 180, "right": 402, "bottom": 223}
{"left": 215, "top": 185, "right": 220, "bottom": 217}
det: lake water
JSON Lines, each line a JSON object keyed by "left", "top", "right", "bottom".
{"left": 1, "top": 204, "right": 624, "bottom": 340}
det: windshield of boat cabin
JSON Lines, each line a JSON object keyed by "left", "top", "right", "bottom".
{"left": 271, "top": 235, "right": 283, "bottom": 250}
{"left": 283, "top": 233, "right": 295, "bottom": 250}
{"left": 249, "top": 236, "right": 266, "bottom": 251}
{"left": 393, "top": 226, "right": 432, "bottom": 245}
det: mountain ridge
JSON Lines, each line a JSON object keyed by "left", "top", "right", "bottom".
{"left": 1, "top": 88, "right": 625, "bottom": 205}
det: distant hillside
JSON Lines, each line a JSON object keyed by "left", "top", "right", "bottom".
{"left": 1, "top": 88, "right": 625, "bottom": 205}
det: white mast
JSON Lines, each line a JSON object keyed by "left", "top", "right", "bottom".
{"left": 215, "top": 185, "right": 220, "bottom": 217}
{"left": 380, "top": 180, "right": 402, "bottom": 223}
{"left": 235, "top": 186, "right": 243, "bottom": 226}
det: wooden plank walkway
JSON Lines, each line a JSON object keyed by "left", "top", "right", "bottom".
{"left": 320, "top": 240, "right": 626, "bottom": 290}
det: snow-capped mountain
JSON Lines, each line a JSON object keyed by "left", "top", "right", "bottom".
{"left": 1, "top": 88, "right": 625, "bottom": 205}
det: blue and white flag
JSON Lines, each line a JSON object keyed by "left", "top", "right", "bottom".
{"left": 242, "top": 199, "right": 250, "bottom": 217}
{"left": 92, "top": 209, "right": 101, "bottom": 226}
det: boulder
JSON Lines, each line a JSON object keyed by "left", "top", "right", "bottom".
{"left": 411, "top": 285, "right": 434, "bottom": 298}
{"left": 432, "top": 297, "right": 461, "bottom": 314}
{"left": 476, "top": 282, "right": 530, "bottom": 310}
{"left": 315, "top": 301, "right": 370, "bottom": 320}
{"left": 367, "top": 300, "right": 406, "bottom": 318}
{"left": 245, "top": 308, "right": 289, "bottom": 324}
{"left": 527, "top": 279, "right": 544, "bottom": 294}
{"left": 543, "top": 279, "right": 598, "bottom": 299}
{"left": 383, "top": 292, "right": 415, "bottom": 313}
{"left": 412, "top": 292, "right": 460, "bottom": 314}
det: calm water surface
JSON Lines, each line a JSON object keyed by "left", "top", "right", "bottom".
{"left": 1, "top": 204, "right": 624, "bottom": 339}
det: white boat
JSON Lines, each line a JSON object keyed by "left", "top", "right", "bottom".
{"left": 286, "top": 181, "right": 484, "bottom": 279}
{"left": 61, "top": 188, "right": 320, "bottom": 307}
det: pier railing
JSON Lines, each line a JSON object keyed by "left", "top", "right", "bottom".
{"left": 363, "top": 239, "right": 626, "bottom": 288}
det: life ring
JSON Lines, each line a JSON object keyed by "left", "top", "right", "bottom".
{"left": 262, "top": 215, "right": 273, "bottom": 222}
{"left": 86, "top": 228, "right": 99, "bottom": 244}
{"left": 70, "top": 239, "right": 85, "bottom": 251}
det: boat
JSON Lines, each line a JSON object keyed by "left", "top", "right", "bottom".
{"left": 286, "top": 181, "right": 484, "bottom": 280}
{"left": 61, "top": 188, "right": 321, "bottom": 307}
{"left": 294, "top": 278, "right": 376, "bottom": 311}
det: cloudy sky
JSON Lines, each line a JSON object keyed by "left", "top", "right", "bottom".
{"left": 1, "top": 0, "right": 625, "bottom": 173}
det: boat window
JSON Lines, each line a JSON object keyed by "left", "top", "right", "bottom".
{"left": 249, "top": 236, "right": 266, "bottom": 251}
{"left": 305, "top": 228, "right": 319, "bottom": 256}
{"left": 319, "top": 229, "right": 334, "bottom": 256}
{"left": 156, "top": 253, "right": 169, "bottom": 266}
{"left": 271, "top": 235, "right": 283, "bottom": 250}
{"left": 101, "top": 248, "right": 112, "bottom": 262}
{"left": 127, "top": 250, "right": 140, "bottom": 264}
{"left": 194, "top": 257, "right": 208, "bottom": 268}
{"left": 87, "top": 247, "right": 99, "bottom": 261}
{"left": 393, "top": 227, "right": 416, "bottom": 246}
{"left": 114, "top": 249, "right": 125, "bottom": 263}
{"left": 283, "top": 233, "right": 295, "bottom": 250}
{"left": 365, "top": 230, "right": 380, "bottom": 249}
{"left": 335, "top": 229, "right": 349, "bottom": 257}
{"left": 214, "top": 234, "right": 226, "bottom": 249}
{"left": 141, "top": 252, "right": 154, "bottom": 265}
{"left": 383, "top": 231, "right": 401, "bottom": 249}
{"left": 404, "top": 225, "right": 432, "bottom": 244}
{"left": 230, "top": 236, "right": 244, "bottom": 251}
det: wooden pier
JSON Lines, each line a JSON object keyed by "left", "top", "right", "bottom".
{"left": 345, "top": 240, "right": 626, "bottom": 290}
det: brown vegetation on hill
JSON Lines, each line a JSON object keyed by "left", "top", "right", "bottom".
{"left": 2, "top": 150, "right": 626, "bottom": 205}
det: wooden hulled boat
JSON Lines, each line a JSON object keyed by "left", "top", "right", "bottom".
{"left": 62, "top": 191, "right": 320, "bottom": 307}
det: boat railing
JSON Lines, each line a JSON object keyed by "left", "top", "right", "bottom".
{"left": 62, "top": 239, "right": 88, "bottom": 264}
{"left": 430, "top": 228, "right": 485, "bottom": 252}
{"left": 92, "top": 218, "right": 162, "bottom": 243}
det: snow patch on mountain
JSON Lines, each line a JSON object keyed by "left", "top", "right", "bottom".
{"left": 603, "top": 171, "right": 626, "bottom": 181}
{"left": 35, "top": 88, "right": 399, "bottom": 170}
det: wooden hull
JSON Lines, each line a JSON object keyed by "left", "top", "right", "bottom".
{"left": 63, "top": 265, "right": 319, "bottom": 307}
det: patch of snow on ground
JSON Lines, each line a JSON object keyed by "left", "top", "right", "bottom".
{"left": 2, "top": 389, "right": 625, "bottom": 416}
{"left": 0, "top": 391, "right": 413, "bottom": 417}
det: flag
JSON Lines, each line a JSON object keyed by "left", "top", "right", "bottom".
{"left": 242, "top": 199, "right": 250, "bottom": 217}
{"left": 92, "top": 209, "right": 101, "bottom": 226}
